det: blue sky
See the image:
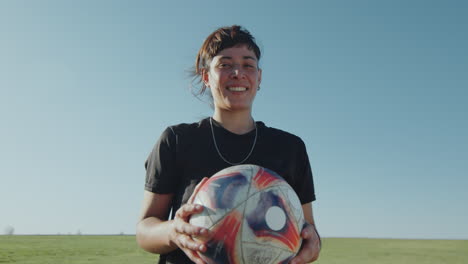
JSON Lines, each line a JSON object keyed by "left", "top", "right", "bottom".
{"left": 1, "top": 0, "right": 467, "bottom": 239}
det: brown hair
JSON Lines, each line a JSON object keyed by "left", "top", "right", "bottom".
{"left": 191, "top": 25, "right": 261, "bottom": 98}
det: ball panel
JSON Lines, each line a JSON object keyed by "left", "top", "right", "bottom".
{"left": 240, "top": 243, "right": 279, "bottom": 264}
{"left": 265, "top": 206, "right": 286, "bottom": 231}
{"left": 252, "top": 167, "right": 284, "bottom": 191}
{"left": 212, "top": 164, "right": 259, "bottom": 182}
{"left": 193, "top": 172, "right": 251, "bottom": 226}
{"left": 203, "top": 172, "right": 250, "bottom": 209}
{"left": 276, "top": 252, "right": 296, "bottom": 264}
{"left": 189, "top": 205, "right": 215, "bottom": 230}
{"left": 278, "top": 185, "right": 304, "bottom": 234}
{"left": 243, "top": 188, "right": 302, "bottom": 252}
{"left": 280, "top": 185, "right": 305, "bottom": 228}
{"left": 200, "top": 209, "right": 244, "bottom": 264}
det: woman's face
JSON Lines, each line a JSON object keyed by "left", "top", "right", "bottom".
{"left": 203, "top": 45, "right": 262, "bottom": 113}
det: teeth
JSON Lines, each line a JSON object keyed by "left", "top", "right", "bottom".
{"left": 228, "top": 87, "right": 247, "bottom": 91}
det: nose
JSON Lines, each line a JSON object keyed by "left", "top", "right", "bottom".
{"left": 230, "top": 64, "right": 245, "bottom": 78}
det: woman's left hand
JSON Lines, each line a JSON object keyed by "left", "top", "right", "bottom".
{"left": 289, "top": 222, "right": 321, "bottom": 264}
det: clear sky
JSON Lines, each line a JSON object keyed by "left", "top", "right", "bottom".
{"left": 1, "top": 0, "right": 467, "bottom": 239}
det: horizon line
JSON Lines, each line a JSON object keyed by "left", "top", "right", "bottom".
{"left": 2, "top": 234, "right": 467, "bottom": 240}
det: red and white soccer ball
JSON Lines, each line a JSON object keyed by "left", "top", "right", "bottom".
{"left": 189, "top": 164, "right": 305, "bottom": 264}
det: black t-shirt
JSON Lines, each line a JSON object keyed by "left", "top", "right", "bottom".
{"left": 144, "top": 118, "right": 316, "bottom": 264}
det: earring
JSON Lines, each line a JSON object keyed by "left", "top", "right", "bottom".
{"left": 257, "top": 86, "right": 260, "bottom": 91}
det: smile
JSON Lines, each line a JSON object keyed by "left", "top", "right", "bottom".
{"left": 227, "top": 87, "right": 248, "bottom": 92}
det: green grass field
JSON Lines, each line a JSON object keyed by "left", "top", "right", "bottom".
{"left": 1, "top": 236, "right": 467, "bottom": 264}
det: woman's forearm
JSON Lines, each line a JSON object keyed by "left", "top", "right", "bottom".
{"left": 136, "top": 217, "right": 178, "bottom": 254}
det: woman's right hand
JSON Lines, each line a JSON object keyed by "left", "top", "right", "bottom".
{"left": 170, "top": 203, "right": 209, "bottom": 264}
{"left": 170, "top": 177, "right": 210, "bottom": 264}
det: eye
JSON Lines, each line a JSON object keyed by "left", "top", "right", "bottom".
{"left": 244, "top": 64, "right": 257, "bottom": 71}
{"left": 218, "top": 63, "right": 232, "bottom": 69}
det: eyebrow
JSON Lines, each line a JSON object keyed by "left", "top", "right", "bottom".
{"left": 219, "top": 56, "right": 257, "bottom": 61}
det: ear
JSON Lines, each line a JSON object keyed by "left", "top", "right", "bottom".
{"left": 257, "top": 68, "right": 262, "bottom": 86}
{"left": 202, "top": 68, "right": 210, "bottom": 87}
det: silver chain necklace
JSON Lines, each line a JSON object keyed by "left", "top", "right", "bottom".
{"left": 209, "top": 117, "right": 257, "bottom": 165}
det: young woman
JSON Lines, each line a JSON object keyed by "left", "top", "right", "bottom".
{"left": 137, "top": 25, "right": 321, "bottom": 264}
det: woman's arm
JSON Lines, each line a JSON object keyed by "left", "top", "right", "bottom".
{"left": 136, "top": 190, "right": 209, "bottom": 264}
{"left": 136, "top": 191, "right": 178, "bottom": 254}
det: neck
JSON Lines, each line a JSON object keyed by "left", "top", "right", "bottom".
{"left": 212, "top": 109, "right": 255, "bottom": 135}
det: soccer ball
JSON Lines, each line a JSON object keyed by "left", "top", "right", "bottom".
{"left": 189, "top": 164, "right": 305, "bottom": 264}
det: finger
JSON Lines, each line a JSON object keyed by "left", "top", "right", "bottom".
{"left": 177, "top": 233, "right": 207, "bottom": 252}
{"left": 291, "top": 248, "right": 318, "bottom": 264}
{"left": 175, "top": 204, "right": 204, "bottom": 221}
{"left": 188, "top": 177, "right": 209, "bottom": 204}
{"left": 293, "top": 246, "right": 320, "bottom": 263}
{"left": 174, "top": 220, "right": 210, "bottom": 237}
{"left": 290, "top": 241, "right": 309, "bottom": 264}
{"left": 182, "top": 248, "right": 206, "bottom": 264}
{"left": 289, "top": 255, "right": 304, "bottom": 264}
{"left": 301, "top": 224, "right": 315, "bottom": 239}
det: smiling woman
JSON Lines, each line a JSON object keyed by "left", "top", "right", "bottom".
{"left": 136, "top": 25, "right": 320, "bottom": 264}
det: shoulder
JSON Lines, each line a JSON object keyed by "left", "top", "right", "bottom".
{"left": 166, "top": 118, "right": 208, "bottom": 136}
{"left": 148, "top": 118, "right": 209, "bottom": 161}
{"left": 157, "top": 118, "right": 209, "bottom": 146}
{"left": 258, "top": 121, "right": 305, "bottom": 146}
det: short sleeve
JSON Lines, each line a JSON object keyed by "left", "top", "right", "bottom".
{"left": 144, "top": 127, "right": 179, "bottom": 194}
{"left": 295, "top": 139, "right": 316, "bottom": 204}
